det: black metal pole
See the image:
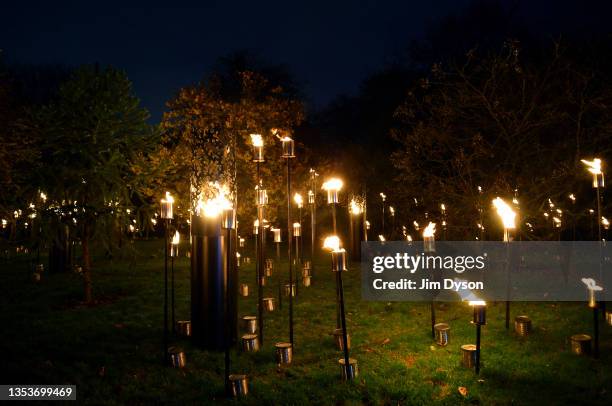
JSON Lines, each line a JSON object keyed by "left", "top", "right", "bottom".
{"left": 337, "top": 269, "right": 352, "bottom": 380}
{"left": 277, "top": 242, "right": 282, "bottom": 310}
{"left": 311, "top": 178, "right": 317, "bottom": 281}
{"left": 225, "top": 227, "right": 231, "bottom": 396}
{"left": 171, "top": 254, "right": 175, "bottom": 334}
{"left": 295, "top": 234, "right": 299, "bottom": 297}
{"left": 596, "top": 186, "right": 606, "bottom": 319}
{"left": 163, "top": 219, "right": 169, "bottom": 366}
{"left": 287, "top": 158, "right": 294, "bottom": 348}
{"left": 505, "top": 234, "right": 511, "bottom": 330}
{"left": 256, "top": 162, "right": 264, "bottom": 346}
{"left": 431, "top": 300, "right": 436, "bottom": 339}
{"left": 299, "top": 207, "right": 303, "bottom": 264}
{"left": 332, "top": 203, "right": 341, "bottom": 329}
{"left": 381, "top": 202, "right": 385, "bottom": 237}
{"left": 475, "top": 324, "right": 481, "bottom": 374}
{"left": 593, "top": 306, "right": 600, "bottom": 358}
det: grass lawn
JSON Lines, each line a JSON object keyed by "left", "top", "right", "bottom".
{"left": 1, "top": 239, "right": 611, "bottom": 405}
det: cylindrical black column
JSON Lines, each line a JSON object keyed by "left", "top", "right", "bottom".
{"left": 191, "top": 215, "right": 229, "bottom": 351}
{"left": 228, "top": 228, "right": 238, "bottom": 346}
{"left": 349, "top": 212, "right": 363, "bottom": 261}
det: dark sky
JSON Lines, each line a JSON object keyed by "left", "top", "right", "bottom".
{"left": 1, "top": 1, "right": 609, "bottom": 122}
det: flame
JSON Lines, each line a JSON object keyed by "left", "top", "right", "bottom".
{"left": 161, "top": 191, "right": 174, "bottom": 204}
{"left": 581, "top": 278, "right": 603, "bottom": 291}
{"left": 293, "top": 222, "right": 301, "bottom": 229}
{"left": 323, "top": 235, "right": 341, "bottom": 251}
{"left": 406, "top": 234, "right": 413, "bottom": 242}
{"left": 294, "top": 193, "right": 303, "bottom": 207}
{"left": 380, "top": 192, "right": 386, "bottom": 201}
{"left": 569, "top": 193, "right": 576, "bottom": 202}
{"left": 422, "top": 222, "right": 436, "bottom": 238}
{"left": 250, "top": 133, "right": 263, "bottom": 147}
{"left": 389, "top": 206, "right": 395, "bottom": 215}
{"left": 440, "top": 203, "right": 446, "bottom": 211}
{"left": 602, "top": 217, "right": 610, "bottom": 226}
{"left": 581, "top": 158, "right": 602, "bottom": 175}
{"left": 492, "top": 197, "right": 516, "bottom": 229}
{"left": 378, "top": 235, "right": 386, "bottom": 241}
{"left": 322, "top": 178, "right": 343, "bottom": 191}
{"left": 350, "top": 199, "right": 363, "bottom": 215}
{"left": 172, "top": 231, "right": 180, "bottom": 245}
{"left": 40, "top": 192, "right": 47, "bottom": 202}
{"left": 197, "top": 191, "right": 232, "bottom": 218}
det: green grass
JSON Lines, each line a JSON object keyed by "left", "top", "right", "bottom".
{"left": 1, "top": 239, "right": 611, "bottom": 405}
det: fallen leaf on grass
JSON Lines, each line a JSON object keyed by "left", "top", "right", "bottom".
{"left": 382, "top": 338, "right": 390, "bottom": 345}
{"left": 458, "top": 386, "right": 468, "bottom": 397}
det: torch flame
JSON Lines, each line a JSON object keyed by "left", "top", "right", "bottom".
{"left": 422, "top": 222, "right": 436, "bottom": 238}
{"left": 350, "top": 199, "right": 363, "bottom": 215}
{"left": 323, "top": 235, "right": 341, "bottom": 251}
{"left": 581, "top": 278, "right": 603, "bottom": 291}
{"left": 172, "top": 231, "right": 180, "bottom": 245}
{"left": 581, "top": 158, "right": 602, "bottom": 175}
{"left": 322, "top": 178, "right": 343, "bottom": 191}
{"left": 492, "top": 197, "right": 516, "bottom": 229}
{"left": 250, "top": 133, "right": 263, "bottom": 147}
{"left": 294, "top": 193, "right": 303, "bottom": 207}
{"left": 161, "top": 191, "right": 174, "bottom": 204}
{"left": 196, "top": 184, "right": 232, "bottom": 218}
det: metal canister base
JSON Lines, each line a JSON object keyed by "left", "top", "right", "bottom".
{"left": 434, "top": 323, "right": 450, "bottom": 346}
{"left": 275, "top": 342, "right": 293, "bottom": 365}
{"left": 461, "top": 344, "right": 477, "bottom": 368}
{"left": 333, "top": 328, "right": 351, "bottom": 351}
{"left": 168, "top": 346, "right": 186, "bottom": 368}
{"left": 176, "top": 320, "right": 191, "bottom": 337}
{"left": 514, "top": 315, "right": 532, "bottom": 337}
{"left": 241, "top": 334, "right": 260, "bottom": 352}
{"left": 339, "top": 358, "right": 358, "bottom": 380}
{"left": 570, "top": 334, "right": 592, "bottom": 355}
{"left": 229, "top": 374, "right": 248, "bottom": 397}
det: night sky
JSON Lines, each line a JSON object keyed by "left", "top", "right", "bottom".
{"left": 2, "top": 1, "right": 608, "bottom": 122}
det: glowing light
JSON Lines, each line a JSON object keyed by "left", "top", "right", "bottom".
{"left": 294, "top": 193, "right": 303, "bottom": 208}
{"left": 349, "top": 199, "right": 363, "bottom": 215}
{"left": 378, "top": 235, "right": 386, "bottom": 241}
{"left": 492, "top": 197, "right": 516, "bottom": 229}
{"left": 581, "top": 158, "right": 602, "bottom": 175}
{"left": 602, "top": 217, "right": 610, "bottom": 227}
{"left": 422, "top": 222, "right": 436, "bottom": 238}
{"left": 440, "top": 203, "right": 446, "bottom": 212}
{"left": 469, "top": 300, "right": 487, "bottom": 306}
{"left": 380, "top": 193, "right": 386, "bottom": 201}
{"left": 172, "top": 231, "right": 180, "bottom": 245}
{"left": 161, "top": 191, "right": 174, "bottom": 204}
{"left": 389, "top": 206, "right": 395, "bottom": 216}
{"left": 581, "top": 278, "right": 603, "bottom": 291}
{"left": 323, "top": 235, "right": 341, "bottom": 251}
{"left": 250, "top": 133, "right": 263, "bottom": 147}
{"left": 322, "top": 178, "right": 343, "bottom": 191}
{"left": 569, "top": 193, "right": 576, "bottom": 202}
{"left": 40, "top": 192, "right": 47, "bottom": 202}
{"left": 413, "top": 221, "right": 419, "bottom": 230}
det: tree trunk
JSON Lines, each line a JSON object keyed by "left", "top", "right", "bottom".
{"left": 82, "top": 222, "right": 93, "bottom": 303}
